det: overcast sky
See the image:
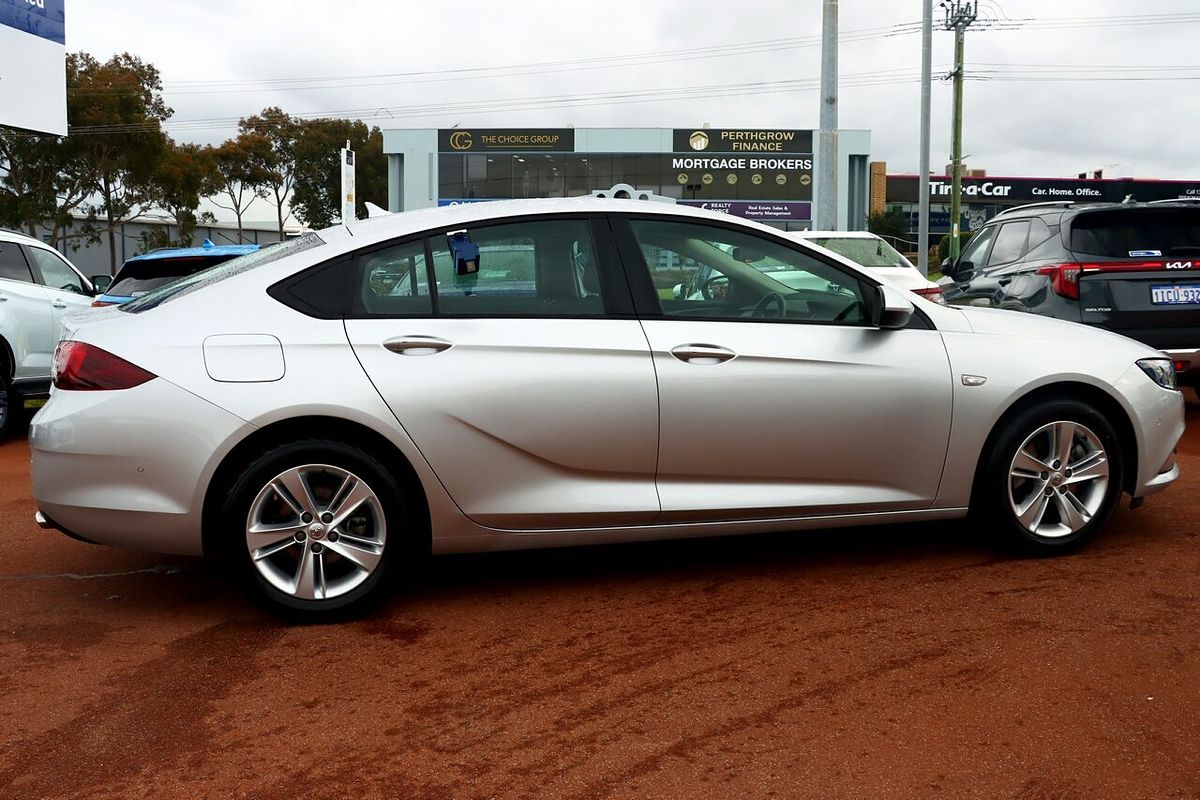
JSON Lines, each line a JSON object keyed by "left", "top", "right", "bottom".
{"left": 62, "top": 0, "right": 1200, "bottom": 220}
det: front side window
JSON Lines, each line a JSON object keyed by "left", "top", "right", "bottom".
{"left": 629, "top": 219, "right": 868, "bottom": 324}
{"left": 957, "top": 225, "right": 996, "bottom": 269}
{"left": 26, "top": 247, "right": 86, "bottom": 293}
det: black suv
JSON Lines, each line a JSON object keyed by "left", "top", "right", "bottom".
{"left": 939, "top": 200, "right": 1200, "bottom": 384}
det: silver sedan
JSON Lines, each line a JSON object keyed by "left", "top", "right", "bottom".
{"left": 30, "top": 199, "right": 1185, "bottom": 618}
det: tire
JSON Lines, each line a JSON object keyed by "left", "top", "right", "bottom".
{"left": 0, "top": 370, "right": 15, "bottom": 443}
{"left": 978, "top": 399, "right": 1124, "bottom": 554}
{"left": 221, "top": 439, "right": 406, "bottom": 619}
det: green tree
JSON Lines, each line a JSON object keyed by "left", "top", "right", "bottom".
{"left": 69, "top": 52, "right": 173, "bottom": 272}
{"left": 206, "top": 134, "right": 269, "bottom": 243}
{"left": 0, "top": 130, "right": 93, "bottom": 245}
{"left": 238, "top": 107, "right": 300, "bottom": 238}
{"left": 291, "top": 119, "right": 386, "bottom": 229}
{"left": 867, "top": 208, "right": 909, "bottom": 242}
{"left": 152, "top": 141, "right": 218, "bottom": 247}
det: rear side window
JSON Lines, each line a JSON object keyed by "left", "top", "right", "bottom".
{"left": 0, "top": 242, "right": 33, "bottom": 283}
{"left": 427, "top": 219, "right": 603, "bottom": 317}
{"left": 109, "top": 255, "right": 237, "bottom": 297}
{"left": 1070, "top": 209, "right": 1200, "bottom": 258}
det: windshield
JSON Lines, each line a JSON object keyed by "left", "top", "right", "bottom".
{"left": 807, "top": 236, "right": 912, "bottom": 268}
{"left": 108, "top": 255, "right": 240, "bottom": 297}
{"left": 122, "top": 233, "right": 325, "bottom": 313}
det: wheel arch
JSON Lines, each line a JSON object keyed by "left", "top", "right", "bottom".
{"left": 201, "top": 415, "right": 432, "bottom": 559}
{"left": 0, "top": 335, "right": 13, "bottom": 380}
{"left": 970, "top": 380, "right": 1139, "bottom": 510}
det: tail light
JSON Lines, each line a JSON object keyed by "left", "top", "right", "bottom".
{"left": 53, "top": 341, "right": 156, "bottom": 391}
{"left": 90, "top": 300, "right": 116, "bottom": 307}
{"left": 1039, "top": 259, "right": 1178, "bottom": 300}
{"left": 911, "top": 286, "right": 947, "bottom": 305}
{"left": 1038, "top": 263, "right": 1083, "bottom": 299}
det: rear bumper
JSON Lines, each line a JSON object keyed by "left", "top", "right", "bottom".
{"left": 30, "top": 377, "right": 252, "bottom": 556}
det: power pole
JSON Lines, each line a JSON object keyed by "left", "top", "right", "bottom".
{"left": 816, "top": 0, "right": 838, "bottom": 230}
{"left": 918, "top": 0, "right": 933, "bottom": 275}
{"left": 942, "top": 0, "right": 977, "bottom": 261}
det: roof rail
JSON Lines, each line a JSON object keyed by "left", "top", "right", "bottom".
{"left": 1147, "top": 197, "right": 1200, "bottom": 205}
{"left": 992, "top": 200, "right": 1076, "bottom": 218}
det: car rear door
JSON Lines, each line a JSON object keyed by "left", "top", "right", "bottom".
{"left": 0, "top": 241, "right": 52, "bottom": 379}
{"left": 615, "top": 215, "right": 954, "bottom": 522}
{"left": 344, "top": 215, "right": 661, "bottom": 530}
{"left": 1065, "top": 207, "right": 1200, "bottom": 352}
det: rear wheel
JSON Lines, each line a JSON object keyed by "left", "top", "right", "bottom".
{"left": 223, "top": 439, "right": 404, "bottom": 618}
{"left": 980, "top": 400, "right": 1123, "bottom": 553}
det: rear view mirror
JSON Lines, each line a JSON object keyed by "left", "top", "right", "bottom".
{"left": 732, "top": 246, "right": 764, "bottom": 263}
{"left": 90, "top": 275, "right": 112, "bottom": 293}
{"left": 874, "top": 284, "right": 915, "bottom": 329}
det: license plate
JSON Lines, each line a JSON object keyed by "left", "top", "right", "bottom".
{"left": 1150, "top": 285, "right": 1200, "bottom": 305}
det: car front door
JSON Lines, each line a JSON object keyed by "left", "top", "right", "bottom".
{"left": 344, "top": 215, "right": 661, "bottom": 530}
{"left": 617, "top": 215, "right": 954, "bottom": 522}
{"left": 0, "top": 241, "right": 52, "bottom": 379}
{"left": 24, "top": 246, "right": 94, "bottom": 338}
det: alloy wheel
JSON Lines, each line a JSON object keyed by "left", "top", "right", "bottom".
{"left": 1007, "top": 420, "right": 1110, "bottom": 538}
{"left": 245, "top": 463, "right": 386, "bottom": 601}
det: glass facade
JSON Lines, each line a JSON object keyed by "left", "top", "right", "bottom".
{"left": 438, "top": 153, "right": 809, "bottom": 203}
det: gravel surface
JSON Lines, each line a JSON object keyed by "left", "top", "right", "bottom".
{"left": 1, "top": 401, "right": 1197, "bottom": 799}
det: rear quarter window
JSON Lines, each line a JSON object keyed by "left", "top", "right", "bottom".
{"left": 1069, "top": 208, "right": 1200, "bottom": 258}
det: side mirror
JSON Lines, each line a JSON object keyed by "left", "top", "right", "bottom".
{"left": 874, "top": 284, "right": 915, "bottom": 329}
{"left": 90, "top": 275, "right": 112, "bottom": 293}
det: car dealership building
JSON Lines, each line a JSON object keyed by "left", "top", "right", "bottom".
{"left": 381, "top": 127, "right": 873, "bottom": 232}
{"left": 872, "top": 166, "right": 1200, "bottom": 235}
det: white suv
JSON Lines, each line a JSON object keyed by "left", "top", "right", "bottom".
{"left": 0, "top": 229, "right": 96, "bottom": 439}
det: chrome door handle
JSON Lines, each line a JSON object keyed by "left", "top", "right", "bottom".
{"left": 383, "top": 336, "right": 453, "bottom": 356}
{"left": 670, "top": 343, "right": 736, "bottom": 365}
{"left": 51, "top": 299, "right": 67, "bottom": 308}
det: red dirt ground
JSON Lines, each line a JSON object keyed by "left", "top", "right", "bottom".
{"left": 1, "top": 401, "right": 1198, "bottom": 799}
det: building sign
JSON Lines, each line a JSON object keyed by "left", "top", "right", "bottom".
{"left": 438, "top": 128, "right": 575, "bottom": 152}
{"left": 680, "top": 200, "right": 812, "bottom": 221}
{"left": 888, "top": 175, "right": 1200, "bottom": 205}
{"left": 668, "top": 155, "right": 814, "bottom": 201}
{"left": 672, "top": 129, "right": 813, "bottom": 154}
{"left": 0, "top": 0, "right": 66, "bottom": 135}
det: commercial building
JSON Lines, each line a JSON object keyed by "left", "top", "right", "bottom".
{"left": 872, "top": 165, "right": 1200, "bottom": 234}
{"left": 382, "top": 127, "right": 872, "bottom": 231}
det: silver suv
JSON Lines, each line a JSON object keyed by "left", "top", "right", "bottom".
{"left": 0, "top": 229, "right": 95, "bottom": 439}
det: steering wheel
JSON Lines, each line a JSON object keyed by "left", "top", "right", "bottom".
{"left": 752, "top": 292, "right": 787, "bottom": 319}
{"left": 833, "top": 300, "right": 865, "bottom": 322}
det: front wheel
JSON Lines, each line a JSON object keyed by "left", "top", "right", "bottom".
{"left": 979, "top": 400, "right": 1124, "bottom": 553}
{"left": 222, "top": 440, "right": 405, "bottom": 618}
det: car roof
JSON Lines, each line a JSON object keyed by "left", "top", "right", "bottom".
{"left": 789, "top": 230, "right": 881, "bottom": 239}
{"left": 123, "top": 242, "right": 260, "bottom": 264}
{"left": 338, "top": 197, "right": 799, "bottom": 245}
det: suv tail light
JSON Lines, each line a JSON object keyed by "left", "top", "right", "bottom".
{"left": 1038, "top": 263, "right": 1083, "bottom": 299}
{"left": 53, "top": 341, "right": 156, "bottom": 391}
{"left": 91, "top": 299, "right": 116, "bottom": 307}
{"left": 911, "top": 286, "right": 947, "bottom": 305}
{"left": 1039, "top": 259, "right": 1177, "bottom": 300}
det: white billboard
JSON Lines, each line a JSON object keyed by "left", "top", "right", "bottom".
{"left": 0, "top": 0, "right": 66, "bottom": 136}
